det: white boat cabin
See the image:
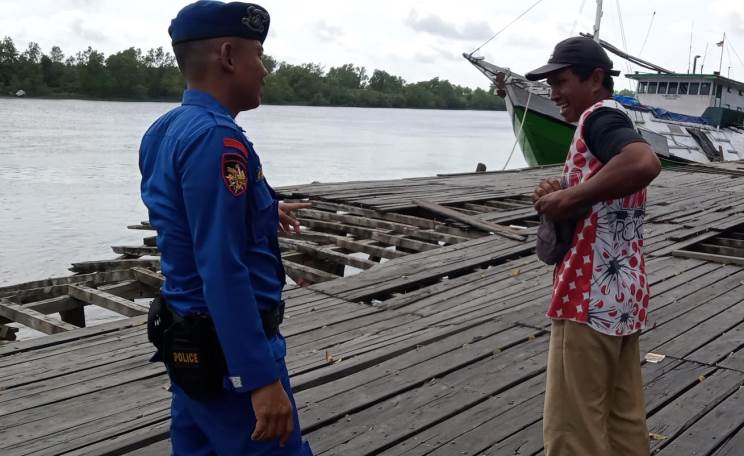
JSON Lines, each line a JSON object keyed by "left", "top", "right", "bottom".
{"left": 627, "top": 72, "right": 744, "bottom": 127}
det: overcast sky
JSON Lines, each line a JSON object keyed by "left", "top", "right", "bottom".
{"left": 2, "top": 0, "right": 744, "bottom": 90}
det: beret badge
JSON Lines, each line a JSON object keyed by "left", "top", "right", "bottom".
{"left": 242, "top": 6, "right": 269, "bottom": 33}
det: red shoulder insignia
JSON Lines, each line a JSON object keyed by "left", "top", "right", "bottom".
{"left": 223, "top": 137, "right": 248, "bottom": 157}
{"left": 221, "top": 153, "right": 248, "bottom": 196}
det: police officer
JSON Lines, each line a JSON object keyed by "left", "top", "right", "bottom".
{"left": 139, "top": 1, "right": 312, "bottom": 454}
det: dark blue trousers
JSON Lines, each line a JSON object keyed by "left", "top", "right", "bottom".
{"left": 170, "top": 337, "right": 313, "bottom": 455}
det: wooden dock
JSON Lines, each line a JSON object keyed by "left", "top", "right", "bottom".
{"left": 4, "top": 163, "right": 744, "bottom": 455}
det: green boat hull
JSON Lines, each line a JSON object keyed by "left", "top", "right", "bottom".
{"left": 511, "top": 106, "right": 681, "bottom": 168}
{"left": 511, "top": 106, "right": 574, "bottom": 167}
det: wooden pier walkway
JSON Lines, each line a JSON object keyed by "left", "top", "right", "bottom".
{"left": 4, "top": 164, "right": 744, "bottom": 455}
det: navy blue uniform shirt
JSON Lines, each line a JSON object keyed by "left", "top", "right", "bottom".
{"left": 140, "top": 89, "right": 285, "bottom": 392}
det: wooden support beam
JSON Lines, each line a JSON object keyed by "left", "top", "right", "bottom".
{"left": 59, "top": 307, "right": 86, "bottom": 327}
{"left": 280, "top": 230, "right": 406, "bottom": 259}
{"left": 413, "top": 199, "right": 527, "bottom": 241}
{"left": 132, "top": 267, "right": 165, "bottom": 289}
{"left": 0, "top": 269, "right": 134, "bottom": 299}
{"left": 111, "top": 246, "right": 160, "bottom": 257}
{"left": 283, "top": 261, "right": 341, "bottom": 285}
{"left": 711, "top": 237, "right": 744, "bottom": 248}
{"left": 672, "top": 249, "right": 744, "bottom": 266}
{"left": 0, "top": 298, "right": 78, "bottom": 334}
{"left": 68, "top": 285, "right": 148, "bottom": 317}
{"left": 127, "top": 222, "right": 156, "bottom": 231}
{"left": 335, "top": 238, "right": 406, "bottom": 260}
{"left": 308, "top": 200, "right": 477, "bottom": 238}
{"left": 0, "top": 324, "right": 18, "bottom": 341}
{"left": 297, "top": 208, "right": 468, "bottom": 245}
{"left": 297, "top": 218, "right": 440, "bottom": 252}
{"left": 279, "top": 238, "right": 377, "bottom": 270}
{"left": 69, "top": 258, "right": 160, "bottom": 274}
{"left": 698, "top": 243, "right": 744, "bottom": 258}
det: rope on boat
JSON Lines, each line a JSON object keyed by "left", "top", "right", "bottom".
{"left": 502, "top": 89, "right": 534, "bottom": 170}
{"left": 639, "top": 12, "right": 656, "bottom": 58}
{"left": 569, "top": 0, "right": 588, "bottom": 36}
{"left": 469, "top": 0, "right": 547, "bottom": 56}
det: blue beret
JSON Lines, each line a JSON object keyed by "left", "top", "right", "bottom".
{"left": 169, "top": 1, "right": 270, "bottom": 45}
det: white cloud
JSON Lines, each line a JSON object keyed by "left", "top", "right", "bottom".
{"left": 405, "top": 10, "right": 493, "bottom": 41}
{"left": 315, "top": 20, "right": 343, "bottom": 44}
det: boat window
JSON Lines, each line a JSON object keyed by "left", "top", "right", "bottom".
{"left": 678, "top": 82, "right": 689, "bottom": 94}
{"left": 700, "top": 82, "right": 711, "bottom": 95}
{"left": 647, "top": 82, "right": 658, "bottom": 94}
{"left": 657, "top": 82, "right": 668, "bottom": 94}
{"left": 638, "top": 81, "right": 647, "bottom": 93}
{"left": 739, "top": 90, "right": 743, "bottom": 96}
{"left": 667, "top": 82, "right": 678, "bottom": 95}
{"left": 689, "top": 82, "right": 700, "bottom": 95}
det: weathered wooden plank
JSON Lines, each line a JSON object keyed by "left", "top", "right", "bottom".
{"left": 303, "top": 336, "right": 549, "bottom": 454}
{"left": 413, "top": 199, "right": 526, "bottom": 241}
{"left": 308, "top": 200, "right": 478, "bottom": 239}
{"left": 711, "top": 427, "right": 744, "bottom": 456}
{"left": 298, "top": 217, "right": 440, "bottom": 252}
{"left": 298, "top": 322, "right": 533, "bottom": 431}
{"left": 0, "top": 269, "right": 135, "bottom": 299}
{"left": 70, "top": 259, "right": 160, "bottom": 274}
{"left": 131, "top": 267, "right": 165, "bottom": 289}
{"left": 279, "top": 238, "right": 376, "bottom": 270}
{"left": 673, "top": 249, "right": 744, "bottom": 266}
{"left": 297, "top": 208, "right": 468, "bottom": 245}
{"left": 383, "top": 375, "right": 545, "bottom": 456}
{"left": 283, "top": 261, "right": 341, "bottom": 285}
{"left": 647, "top": 369, "right": 744, "bottom": 453}
{"left": 67, "top": 285, "right": 148, "bottom": 317}
{"left": 0, "top": 298, "right": 77, "bottom": 334}
{"left": 655, "top": 372, "right": 744, "bottom": 455}
{"left": 111, "top": 246, "right": 160, "bottom": 257}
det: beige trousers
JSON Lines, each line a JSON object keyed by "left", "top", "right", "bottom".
{"left": 543, "top": 320, "right": 650, "bottom": 456}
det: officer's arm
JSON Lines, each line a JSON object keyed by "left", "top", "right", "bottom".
{"left": 178, "top": 127, "right": 279, "bottom": 392}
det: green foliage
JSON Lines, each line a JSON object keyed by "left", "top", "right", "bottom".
{"left": 0, "top": 36, "right": 505, "bottom": 110}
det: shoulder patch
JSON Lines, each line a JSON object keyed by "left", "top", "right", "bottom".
{"left": 223, "top": 137, "right": 248, "bottom": 157}
{"left": 221, "top": 153, "right": 248, "bottom": 197}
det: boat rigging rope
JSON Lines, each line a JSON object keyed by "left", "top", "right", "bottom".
{"left": 569, "top": 0, "right": 588, "bottom": 36}
{"left": 728, "top": 38, "right": 744, "bottom": 70}
{"left": 614, "top": 0, "right": 634, "bottom": 90}
{"left": 502, "top": 89, "right": 533, "bottom": 170}
{"left": 638, "top": 11, "right": 656, "bottom": 58}
{"left": 469, "top": 0, "right": 547, "bottom": 56}
{"left": 725, "top": 41, "right": 734, "bottom": 77}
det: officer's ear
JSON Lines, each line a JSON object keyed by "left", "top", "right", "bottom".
{"left": 218, "top": 40, "right": 237, "bottom": 74}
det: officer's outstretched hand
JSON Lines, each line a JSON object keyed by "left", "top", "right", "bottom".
{"left": 279, "top": 201, "right": 312, "bottom": 235}
{"left": 251, "top": 379, "right": 295, "bottom": 446}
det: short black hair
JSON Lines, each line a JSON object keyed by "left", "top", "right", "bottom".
{"left": 172, "top": 41, "right": 212, "bottom": 80}
{"left": 173, "top": 41, "right": 196, "bottom": 74}
{"left": 570, "top": 65, "right": 614, "bottom": 92}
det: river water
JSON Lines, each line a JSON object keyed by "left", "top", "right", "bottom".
{"left": 0, "top": 97, "right": 527, "bottom": 338}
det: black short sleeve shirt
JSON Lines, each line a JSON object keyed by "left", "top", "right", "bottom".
{"left": 582, "top": 108, "right": 648, "bottom": 164}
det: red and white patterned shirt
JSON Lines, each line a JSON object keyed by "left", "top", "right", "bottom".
{"left": 547, "top": 99, "right": 650, "bottom": 336}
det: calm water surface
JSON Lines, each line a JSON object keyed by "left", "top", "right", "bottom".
{"left": 0, "top": 98, "right": 526, "bottom": 337}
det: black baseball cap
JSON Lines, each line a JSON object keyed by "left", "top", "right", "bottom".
{"left": 525, "top": 36, "right": 620, "bottom": 81}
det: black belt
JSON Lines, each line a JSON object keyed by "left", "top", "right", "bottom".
{"left": 159, "top": 298, "right": 284, "bottom": 338}
{"left": 261, "top": 300, "right": 285, "bottom": 338}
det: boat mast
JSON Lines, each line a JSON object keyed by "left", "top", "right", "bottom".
{"left": 718, "top": 32, "right": 726, "bottom": 74}
{"left": 593, "top": 0, "right": 603, "bottom": 42}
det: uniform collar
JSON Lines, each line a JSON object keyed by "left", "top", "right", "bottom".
{"left": 181, "top": 89, "right": 234, "bottom": 119}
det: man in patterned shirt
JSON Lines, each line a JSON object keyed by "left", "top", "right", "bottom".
{"left": 527, "top": 37, "right": 661, "bottom": 455}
